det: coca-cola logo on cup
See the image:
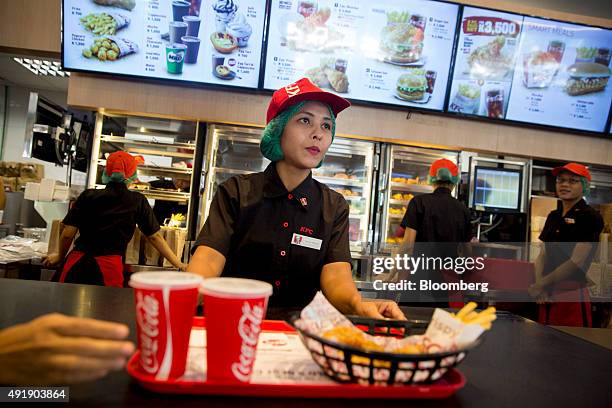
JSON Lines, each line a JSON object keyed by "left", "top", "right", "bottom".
{"left": 136, "top": 292, "right": 160, "bottom": 374}
{"left": 231, "top": 302, "right": 264, "bottom": 382}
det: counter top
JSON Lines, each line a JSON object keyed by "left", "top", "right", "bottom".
{"left": 0, "top": 279, "right": 611, "bottom": 407}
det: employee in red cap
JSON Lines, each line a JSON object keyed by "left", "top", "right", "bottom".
{"left": 396, "top": 158, "right": 472, "bottom": 304}
{"left": 189, "top": 78, "right": 404, "bottom": 319}
{"left": 529, "top": 163, "right": 603, "bottom": 327}
{"left": 43, "top": 151, "right": 187, "bottom": 286}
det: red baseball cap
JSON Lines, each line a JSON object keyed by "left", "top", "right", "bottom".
{"left": 429, "top": 158, "right": 459, "bottom": 177}
{"left": 552, "top": 162, "right": 591, "bottom": 181}
{"left": 105, "top": 151, "right": 138, "bottom": 178}
{"left": 266, "top": 78, "right": 351, "bottom": 123}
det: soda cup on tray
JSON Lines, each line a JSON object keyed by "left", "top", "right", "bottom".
{"left": 129, "top": 271, "right": 203, "bottom": 380}
{"left": 199, "top": 277, "right": 273, "bottom": 383}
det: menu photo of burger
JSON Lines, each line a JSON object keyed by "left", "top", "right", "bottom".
{"left": 379, "top": 11, "right": 426, "bottom": 66}
{"left": 565, "top": 62, "right": 611, "bottom": 96}
{"left": 394, "top": 69, "right": 437, "bottom": 104}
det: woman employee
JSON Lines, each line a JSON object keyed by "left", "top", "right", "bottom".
{"left": 396, "top": 158, "right": 472, "bottom": 304}
{"left": 529, "top": 163, "right": 603, "bottom": 327}
{"left": 189, "top": 78, "right": 404, "bottom": 319}
{"left": 43, "top": 151, "right": 187, "bottom": 286}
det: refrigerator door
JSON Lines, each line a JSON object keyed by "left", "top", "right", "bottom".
{"left": 312, "top": 138, "right": 376, "bottom": 257}
{"left": 199, "top": 124, "right": 269, "bottom": 232}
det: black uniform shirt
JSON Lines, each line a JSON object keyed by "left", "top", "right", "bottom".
{"left": 539, "top": 199, "right": 603, "bottom": 282}
{"left": 193, "top": 163, "right": 351, "bottom": 308}
{"left": 63, "top": 182, "right": 160, "bottom": 257}
{"left": 401, "top": 187, "right": 472, "bottom": 243}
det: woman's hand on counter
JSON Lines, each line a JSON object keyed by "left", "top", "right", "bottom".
{"left": 528, "top": 282, "right": 545, "bottom": 299}
{"left": 179, "top": 263, "right": 189, "bottom": 272}
{"left": 0, "top": 313, "right": 135, "bottom": 386}
{"left": 42, "top": 253, "right": 62, "bottom": 267}
{"left": 354, "top": 300, "right": 407, "bottom": 320}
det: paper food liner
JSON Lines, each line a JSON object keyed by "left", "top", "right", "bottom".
{"left": 162, "top": 228, "right": 186, "bottom": 268}
{"left": 107, "top": 36, "right": 138, "bottom": 58}
{"left": 294, "top": 292, "right": 485, "bottom": 383}
{"left": 107, "top": 13, "right": 130, "bottom": 31}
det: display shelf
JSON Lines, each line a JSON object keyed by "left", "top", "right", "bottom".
{"left": 314, "top": 176, "right": 366, "bottom": 187}
{"left": 97, "top": 160, "right": 192, "bottom": 176}
{"left": 100, "top": 135, "right": 196, "bottom": 150}
{"left": 390, "top": 183, "right": 434, "bottom": 193}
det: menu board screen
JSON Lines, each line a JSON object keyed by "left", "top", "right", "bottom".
{"left": 505, "top": 17, "right": 612, "bottom": 132}
{"left": 63, "top": 0, "right": 266, "bottom": 88}
{"left": 448, "top": 7, "right": 523, "bottom": 119}
{"left": 449, "top": 7, "right": 612, "bottom": 133}
{"left": 263, "top": 0, "right": 460, "bottom": 111}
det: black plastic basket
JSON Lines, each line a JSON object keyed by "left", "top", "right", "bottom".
{"left": 289, "top": 313, "right": 483, "bottom": 386}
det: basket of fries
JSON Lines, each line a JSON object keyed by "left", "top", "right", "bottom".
{"left": 290, "top": 297, "right": 495, "bottom": 386}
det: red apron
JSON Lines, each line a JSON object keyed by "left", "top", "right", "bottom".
{"left": 538, "top": 281, "right": 592, "bottom": 327}
{"left": 58, "top": 251, "right": 124, "bottom": 287}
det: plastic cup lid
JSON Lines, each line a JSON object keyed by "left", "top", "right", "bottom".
{"left": 129, "top": 272, "right": 203, "bottom": 290}
{"left": 199, "top": 277, "right": 273, "bottom": 299}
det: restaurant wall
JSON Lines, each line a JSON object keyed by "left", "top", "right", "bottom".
{"left": 0, "top": 0, "right": 61, "bottom": 56}
{"left": 67, "top": 74, "right": 612, "bottom": 166}
{"left": 1, "top": 85, "right": 86, "bottom": 183}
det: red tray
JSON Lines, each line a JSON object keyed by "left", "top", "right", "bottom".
{"left": 127, "top": 317, "right": 466, "bottom": 399}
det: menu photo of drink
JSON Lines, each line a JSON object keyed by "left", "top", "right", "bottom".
{"left": 447, "top": 7, "right": 523, "bottom": 119}
{"left": 504, "top": 17, "right": 612, "bottom": 132}
{"left": 263, "top": 0, "right": 459, "bottom": 111}
{"left": 63, "top": 0, "right": 266, "bottom": 88}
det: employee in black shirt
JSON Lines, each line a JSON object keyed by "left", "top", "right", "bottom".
{"left": 529, "top": 163, "right": 603, "bottom": 327}
{"left": 189, "top": 78, "right": 404, "bottom": 319}
{"left": 397, "top": 158, "right": 471, "bottom": 302}
{"left": 44, "top": 151, "right": 187, "bottom": 286}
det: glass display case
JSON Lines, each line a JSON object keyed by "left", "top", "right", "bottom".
{"left": 88, "top": 113, "right": 203, "bottom": 240}
{"left": 199, "top": 124, "right": 376, "bottom": 257}
{"left": 376, "top": 145, "right": 460, "bottom": 253}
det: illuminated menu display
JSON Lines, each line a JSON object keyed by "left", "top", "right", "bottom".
{"left": 63, "top": 0, "right": 266, "bottom": 88}
{"left": 263, "top": 0, "right": 460, "bottom": 111}
{"left": 449, "top": 6, "right": 612, "bottom": 133}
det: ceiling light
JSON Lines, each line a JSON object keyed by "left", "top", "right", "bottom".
{"left": 13, "top": 56, "right": 70, "bottom": 77}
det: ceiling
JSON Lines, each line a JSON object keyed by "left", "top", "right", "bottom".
{"left": 0, "top": 52, "right": 68, "bottom": 92}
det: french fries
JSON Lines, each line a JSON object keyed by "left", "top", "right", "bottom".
{"left": 81, "top": 13, "right": 119, "bottom": 35}
{"left": 452, "top": 302, "right": 496, "bottom": 330}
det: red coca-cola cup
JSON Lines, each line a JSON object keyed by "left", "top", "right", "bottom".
{"left": 199, "top": 277, "right": 273, "bottom": 383}
{"left": 129, "top": 271, "right": 203, "bottom": 380}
